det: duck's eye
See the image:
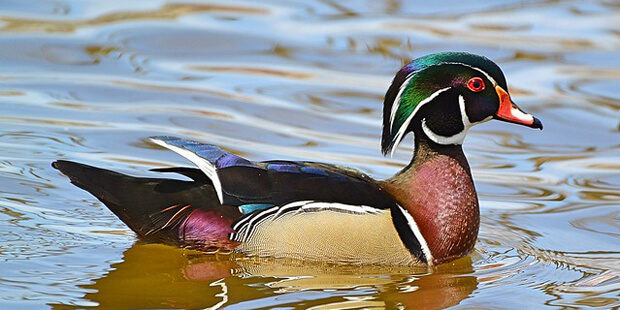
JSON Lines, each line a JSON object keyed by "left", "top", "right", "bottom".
{"left": 467, "top": 77, "right": 485, "bottom": 92}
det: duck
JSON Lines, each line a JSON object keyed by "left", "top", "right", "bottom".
{"left": 53, "top": 52, "right": 542, "bottom": 266}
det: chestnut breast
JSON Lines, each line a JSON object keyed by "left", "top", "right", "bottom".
{"left": 383, "top": 154, "right": 479, "bottom": 265}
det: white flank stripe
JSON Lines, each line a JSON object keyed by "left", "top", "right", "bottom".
{"left": 390, "top": 86, "right": 452, "bottom": 156}
{"left": 300, "top": 202, "right": 382, "bottom": 214}
{"left": 243, "top": 206, "right": 279, "bottom": 241}
{"left": 233, "top": 208, "right": 259, "bottom": 231}
{"left": 150, "top": 138, "right": 224, "bottom": 204}
{"left": 273, "top": 200, "right": 312, "bottom": 219}
{"left": 397, "top": 205, "right": 433, "bottom": 264}
{"left": 234, "top": 206, "right": 279, "bottom": 239}
{"left": 233, "top": 222, "right": 249, "bottom": 241}
{"left": 233, "top": 201, "right": 384, "bottom": 242}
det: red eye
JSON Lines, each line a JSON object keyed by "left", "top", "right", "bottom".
{"left": 467, "top": 77, "right": 485, "bottom": 92}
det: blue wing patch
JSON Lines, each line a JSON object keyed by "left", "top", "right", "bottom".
{"left": 266, "top": 163, "right": 300, "bottom": 173}
{"left": 239, "top": 203, "right": 274, "bottom": 215}
{"left": 300, "top": 166, "right": 329, "bottom": 176}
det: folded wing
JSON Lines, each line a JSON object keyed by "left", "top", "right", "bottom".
{"left": 149, "top": 136, "right": 395, "bottom": 210}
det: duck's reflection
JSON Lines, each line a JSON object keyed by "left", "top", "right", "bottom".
{"left": 51, "top": 242, "right": 478, "bottom": 309}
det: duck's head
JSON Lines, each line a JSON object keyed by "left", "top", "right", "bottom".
{"left": 382, "top": 52, "right": 542, "bottom": 156}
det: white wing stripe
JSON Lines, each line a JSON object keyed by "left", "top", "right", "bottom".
{"left": 150, "top": 138, "right": 224, "bottom": 204}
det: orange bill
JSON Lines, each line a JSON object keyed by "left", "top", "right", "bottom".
{"left": 495, "top": 86, "right": 542, "bottom": 129}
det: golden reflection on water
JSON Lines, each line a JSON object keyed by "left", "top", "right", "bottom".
{"left": 50, "top": 243, "right": 477, "bottom": 309}
{"left": 0, "top": 0, "right": 618, "bottom": 309}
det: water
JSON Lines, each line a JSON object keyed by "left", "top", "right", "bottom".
{"left": 0, "top": 0, "right": 618, "bottom": 309}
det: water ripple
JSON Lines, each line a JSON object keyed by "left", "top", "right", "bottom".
{"left": 0, "top": 0, "right": 618, "bottom": 309}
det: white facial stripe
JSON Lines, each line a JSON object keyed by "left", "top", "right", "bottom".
{"left": 422, "top": 95, "right": 492, "bottom": 145}
{"left": 387, "top": 61, "right": 497, "bottom": 152}
{"left": 459, "top": 94, "right": 472, "bottom": 127}
{"left": 422, "top": 118, "right": 468, "bottom": 145}
{"left": 421, "top": 95, "right": 471, "bottom": 145}
{"left": 390, "top": 87, "right": 452, "bottom": 156}
{"left": 460, "top": 93, "right": 493, "bottom": 126}
{"left": 443, "top": 62, "right": 498, "bottom": 87}
{"left": 389, "top": 72, "right": 416, "bottom": 131}
{"left": 388, "top": 62, "right": 495, "bottom": 132}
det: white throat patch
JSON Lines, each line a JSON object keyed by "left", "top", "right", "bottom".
{"left": 421, "top": 95, "right": 490, "bottom": 145}
{"left": 388, "top": 62, "right": 496, "bottom": 151}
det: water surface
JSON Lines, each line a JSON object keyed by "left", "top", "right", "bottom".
{"left": 0, "top": 0, "right": 618, "bottom": 309}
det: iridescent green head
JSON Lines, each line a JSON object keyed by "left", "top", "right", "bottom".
{"left": 381, "top": 52, "right": 542, "bottom": 156}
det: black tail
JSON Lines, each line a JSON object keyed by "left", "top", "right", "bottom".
{"left": 52, "top": 160, "right": 222, "bottom": 243}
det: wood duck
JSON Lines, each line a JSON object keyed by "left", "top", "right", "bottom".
{"left": 53, "top": 52, "right": 542, "bottom": 266}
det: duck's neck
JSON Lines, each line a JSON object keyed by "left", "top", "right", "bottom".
{"left": 383, "top": 137, "right": 479, "bottom": 265}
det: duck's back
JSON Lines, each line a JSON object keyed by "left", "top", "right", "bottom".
{"left": 54, "top": 136, "right": 429, "bottom": 265}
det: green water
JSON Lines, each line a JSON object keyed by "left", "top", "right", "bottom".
{"left": 0, "top": 1, "right": 618, "bottom": 309}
